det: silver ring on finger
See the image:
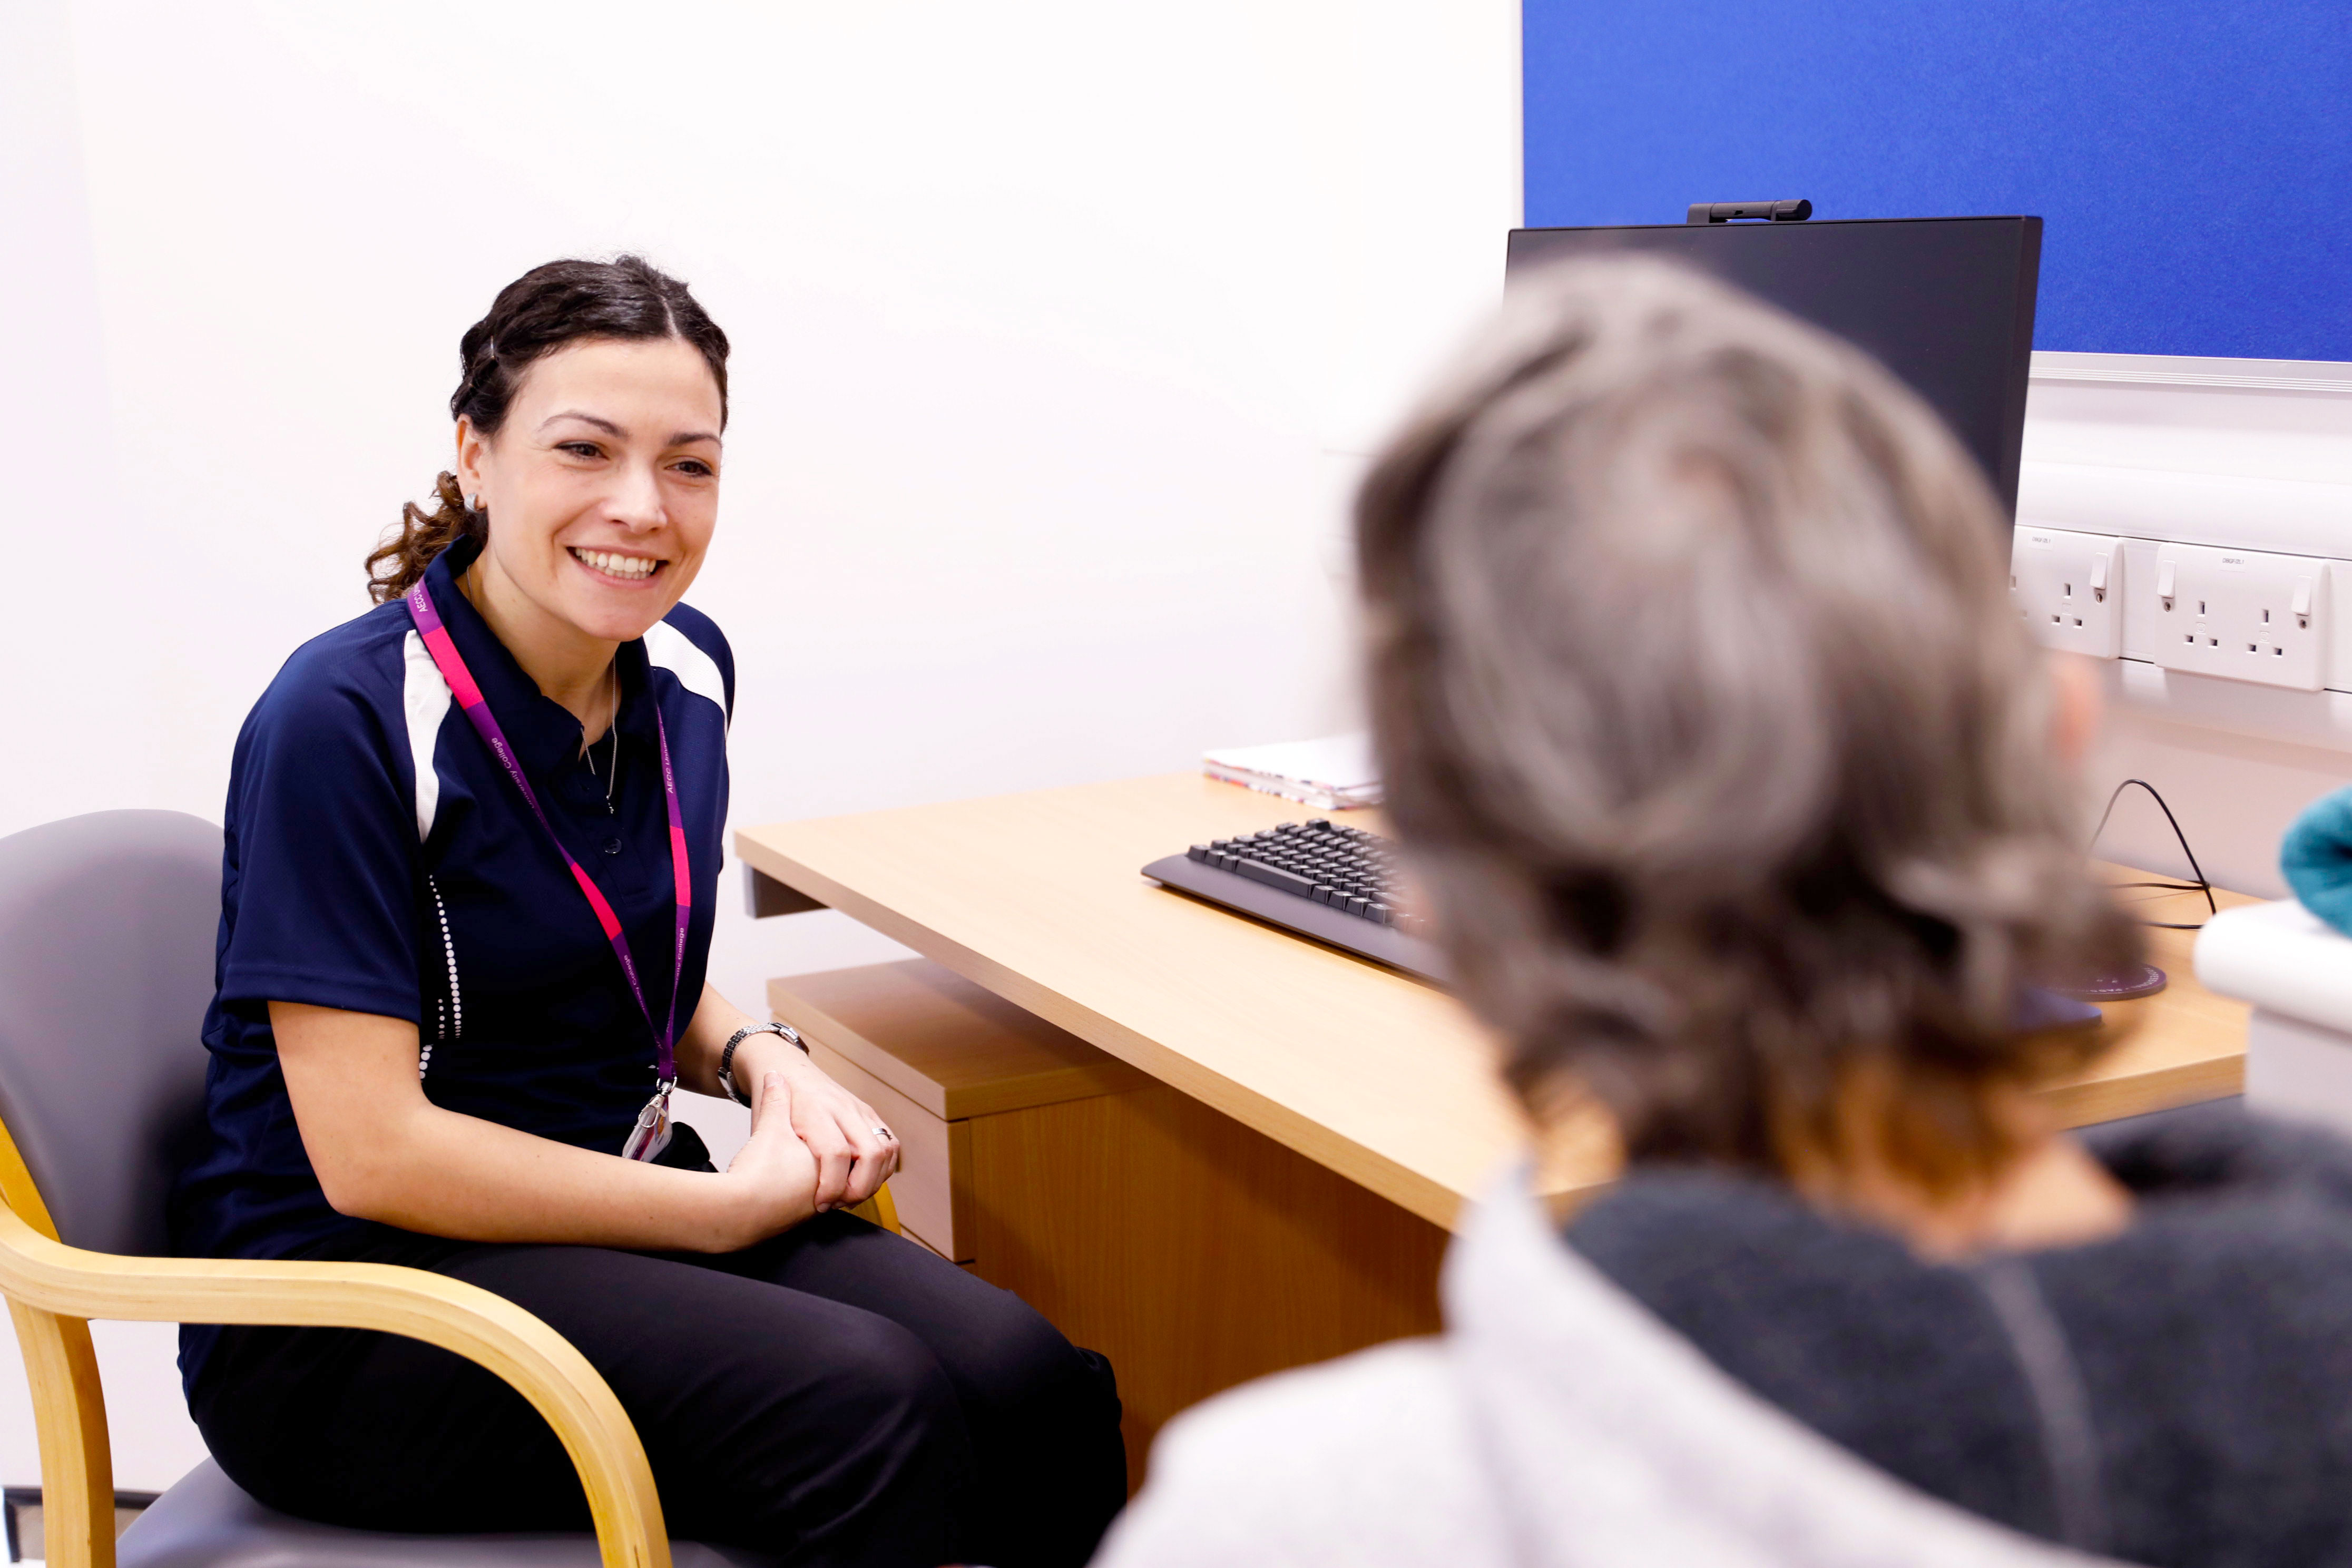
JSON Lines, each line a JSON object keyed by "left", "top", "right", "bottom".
{"left": 873, "top": 1125, "right": 894, "bottom": 1142}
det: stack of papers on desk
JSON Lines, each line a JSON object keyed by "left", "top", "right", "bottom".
{"left": 1202, "top": 733, "right": 1381, "bottom": 810}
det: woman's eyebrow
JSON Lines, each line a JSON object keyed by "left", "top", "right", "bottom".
{"left": 541, "top": 410, "right": 625, "bottom": 436}
{"left": 537, "top": 410, "right": 718, "bottom": 447}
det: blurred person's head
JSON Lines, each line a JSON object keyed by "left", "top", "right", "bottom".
{"left": 1357, "top": 256, "right": 2138, "bottom": 1216}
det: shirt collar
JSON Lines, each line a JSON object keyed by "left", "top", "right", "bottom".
{"left": 419, "top": 536, "right": 659, "bottom": 779}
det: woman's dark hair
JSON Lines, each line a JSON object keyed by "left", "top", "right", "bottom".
{"left": 367, "top": 256, "right": 731, "bottom": 603}
{"left": 1357, "top": 256, "right": 2139, "bottom": 1195}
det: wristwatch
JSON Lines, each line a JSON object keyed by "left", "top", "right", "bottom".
{"left": 718, "top": 1021, "right": 806, "bottom": 1107}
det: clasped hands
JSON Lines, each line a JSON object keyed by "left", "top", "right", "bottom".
{"left": 720, "top": 1040, "right": 901, "bottom": 1241}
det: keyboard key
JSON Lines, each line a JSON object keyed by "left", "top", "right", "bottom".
{"left": 1237, "top": 859, "right": 1317, "bottom": 897}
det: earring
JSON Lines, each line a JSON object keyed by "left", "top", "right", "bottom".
{"left": 465, "top": 494, "right": 481, "bottom": 514}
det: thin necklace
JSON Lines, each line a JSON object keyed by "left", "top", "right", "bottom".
{"left": 587, "top": 726, "right": 619, "bottom": 812}
{"left": 584, "top": 667, "right": 621, "bottom": 815}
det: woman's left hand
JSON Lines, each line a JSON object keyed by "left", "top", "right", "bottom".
{"left": 757, "top": 1050, "right": 901, "bottom": 1212}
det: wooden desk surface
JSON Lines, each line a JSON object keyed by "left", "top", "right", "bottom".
{"left": 737, "top": 774, "right": 2256, "bottom": 1231}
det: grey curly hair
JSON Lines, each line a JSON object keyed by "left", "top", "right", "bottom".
{"left": 1357, "top": 255, "right": 2137, "bottom": 1190}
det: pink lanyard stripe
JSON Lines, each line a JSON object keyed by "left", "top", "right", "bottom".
{"left": 418, "top": 624, "right": 485, "bottom": 710}
{"left": 409, "top": 580, "right": 691, "bottom": 1084}
{"left": 570, "top": 864, "right": 626, "bottom": 940}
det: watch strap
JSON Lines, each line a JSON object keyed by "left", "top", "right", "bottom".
{"left": 718, "top": 1021, "right": 804, "bottom": 1106}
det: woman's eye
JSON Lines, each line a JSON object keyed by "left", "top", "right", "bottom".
{"left": 558, "top": 442, "right": 602, "bottom": 459}
{"left": 674, "top": 459, "right": 716, "bottom": 478}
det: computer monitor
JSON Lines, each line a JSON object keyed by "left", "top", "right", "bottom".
{"left": 1506, "top": 217, "right": 2042, "bottom": 518}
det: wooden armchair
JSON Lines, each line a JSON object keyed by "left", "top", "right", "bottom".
{"left": 0, "top": 811, "right": 889, "bottom": 1568}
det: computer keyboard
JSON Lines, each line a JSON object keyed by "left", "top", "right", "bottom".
{"left": 1141, "top": 818, "right": 1448, "bottom": 983}
{"left": 1141, "top": 820, "right": 2114, "bottom": 1025}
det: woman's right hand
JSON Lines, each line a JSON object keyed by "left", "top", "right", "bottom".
{"left": 721, "top": 1071, "right": 824, "bottom": 1246}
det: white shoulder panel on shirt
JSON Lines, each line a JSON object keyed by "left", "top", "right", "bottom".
{"left": 644, "top": 619, "right": 729, "bottom": 729}
{"left": 400, "top": 629, "right": 453, "bottom": 842}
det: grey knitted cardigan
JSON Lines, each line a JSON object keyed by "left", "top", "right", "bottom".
{"left": 1101, "top": 1108, "right": 2352, "bottom": 1568}
{"left": 1569, "top": 1106, "right": 2352, "bottom": 1567}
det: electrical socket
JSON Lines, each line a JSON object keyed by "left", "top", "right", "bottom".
{"left": 2011, "top": 526, "right": 2123, "bottom": 658}
{"left": 2151, "top": 542, "right": 2330, "bottom": 691}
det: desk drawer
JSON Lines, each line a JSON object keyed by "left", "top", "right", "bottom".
{"left": 805, "top": 1041, "right": 972, "bottom": 1260}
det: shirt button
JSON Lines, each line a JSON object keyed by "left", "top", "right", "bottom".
{"left": 601, "top": 838, "right": 624, "bottom": 857}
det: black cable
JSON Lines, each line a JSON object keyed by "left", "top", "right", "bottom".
{"left": 2088, "top": 778, "right": 2217, "bottom": 929}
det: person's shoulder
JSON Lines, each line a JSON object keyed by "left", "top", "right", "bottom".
{"left": 244, "top": 599, "right": 416, "bottom": 740}
{"left": 648, "top": 600, "right": 733, "bottom": 721}
{"left": 1093, "top": 1339, "right": 1508, "bottom": 1568}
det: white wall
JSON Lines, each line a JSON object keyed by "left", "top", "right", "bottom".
{"left": 0, "top": 0, "right": 1521, "bottom": 1495}
{"left": 2089, "top": 711, "right": 2352, "bottom": 898}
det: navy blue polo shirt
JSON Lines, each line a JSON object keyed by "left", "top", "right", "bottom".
{"left": 171, "top": 535, "right": 732, "bottom": 1369}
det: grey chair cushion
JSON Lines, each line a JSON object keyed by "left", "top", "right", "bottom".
{"left": 119, "top": 1462, "right": 784, "bottom": 1568}
{"left": 0, "top": 810, "right": 220, "bottom": 1256}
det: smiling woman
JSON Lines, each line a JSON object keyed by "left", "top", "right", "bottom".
{"left": 169, "top": 257, "right": 1126, "bottom": 1567}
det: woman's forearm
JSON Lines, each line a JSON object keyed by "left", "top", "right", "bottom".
{"left": 326, "top": 1093, "right": 759, "bottom": 1250}
{"left": 271, "top": 1000, "right": 789, "bottom": 1252}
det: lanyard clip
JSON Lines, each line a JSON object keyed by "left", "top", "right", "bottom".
{"left": 621, "top": 1079, "right": 676, "bottom": 1163}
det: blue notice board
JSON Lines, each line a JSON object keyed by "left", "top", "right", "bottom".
{"left": 1521, "top": 1, "right": 2351, "bottom": 361}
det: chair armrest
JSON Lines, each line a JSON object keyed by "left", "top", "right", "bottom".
{"left": 0, "top": 1205, "right": 669, "bottom": 1568}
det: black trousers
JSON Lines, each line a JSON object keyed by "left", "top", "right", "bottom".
{"left": 189, "top": 1211, "right": 1126, "bottom": 1568}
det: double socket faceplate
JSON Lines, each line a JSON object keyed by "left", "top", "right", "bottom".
{"left": 2012, "top": 526, "right": 2336, "bottom": 693}
{"left": 2011, "top": 527, "right": 2123, "bottom": 658}
{"left": 2150, "top": 543, "right": 2330, "bottom": 691}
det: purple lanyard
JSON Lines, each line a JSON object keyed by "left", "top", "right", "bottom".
{"left": 408, "top": 581, "right": 691, "bottom": 1090}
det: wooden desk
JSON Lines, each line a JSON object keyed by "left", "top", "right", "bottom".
{"left": 742, "top": 777, "right": 2264, "bottom": 1482}
{"left": 737, "top": 773, "right": 2255, "bottom": 1227}
{"left": 742, "top": 779, "right": 2259, "bottom": 1478}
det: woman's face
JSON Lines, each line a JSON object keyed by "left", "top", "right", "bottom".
{"left": 455, "top": 336, "right": 723, "bottom": 645}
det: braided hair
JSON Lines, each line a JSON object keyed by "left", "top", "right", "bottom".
{"left": 366, "top": 256, "right": 731, "bottom": 603}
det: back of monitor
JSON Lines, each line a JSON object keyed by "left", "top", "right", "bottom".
{"left": 1506, "top": 215, "right": 2041, "bottom": 518}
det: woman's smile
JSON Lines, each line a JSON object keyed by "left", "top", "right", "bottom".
{"left": 566, "top": 546, "right": 664, "bottom": 584}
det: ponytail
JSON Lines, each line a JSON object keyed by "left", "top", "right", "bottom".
{"left": 367, "top": 472, "right": 483, "bottom": 604}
